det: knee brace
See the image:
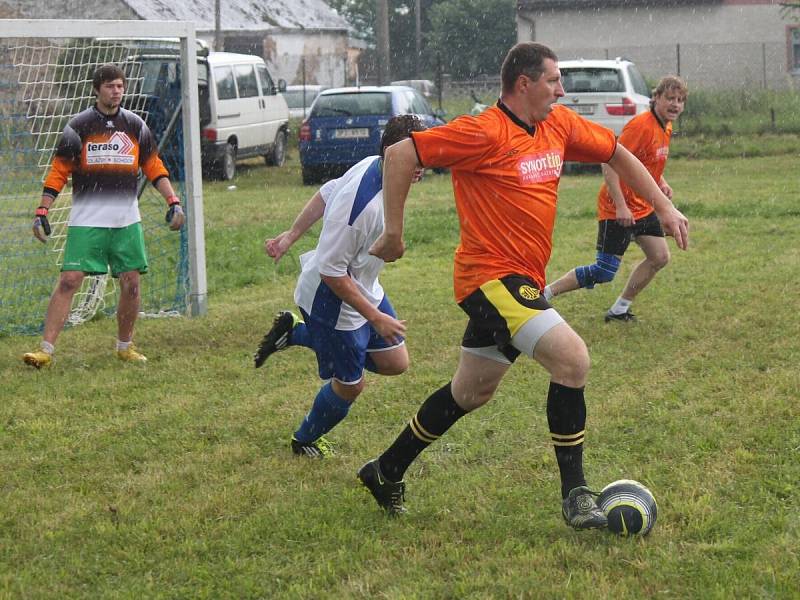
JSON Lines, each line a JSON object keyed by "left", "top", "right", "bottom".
{"left": 575, "top": 252, "right": 621, "bottom": 288}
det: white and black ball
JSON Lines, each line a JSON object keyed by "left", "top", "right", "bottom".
{"left": 597, "top": 479, "right": 658, "bottom": 536}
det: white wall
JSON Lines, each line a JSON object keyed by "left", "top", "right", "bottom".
{"left": 518, "top": 4, "right": 799, "bottom": 89}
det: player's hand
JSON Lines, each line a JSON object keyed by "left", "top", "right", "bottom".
{"left": 614, "top": 205, "right": 635, "bottom": 227}
{"left": 369, "top": 232, "right": 405, "bottom": 262}
{"left": 659, "top": 181, "right": 673, "bottom": 199}
{"left": 658, "top": 205, "right": 689, "bottom": 250}
{"left": 372, "top": 312, "right": 407, "bottom": 346}
{"left": 32, "top": 206, "right": 51, "bottom": 243}
{"left": 411, "top": 168, "right": 425, "bottom": 183}
{"left": 166, "top": 203, "right": 185, "bottom": 230}
{"left": 265, "top": 231, "right": 293, "bottom": 263}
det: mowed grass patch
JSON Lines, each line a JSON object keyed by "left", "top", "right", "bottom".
{"left": 1, "top": 153, "right": 798, "bottom": 598}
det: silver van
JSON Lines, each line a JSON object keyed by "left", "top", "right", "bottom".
{"left": 201, "top": 52, "right": 290, "bottom": 180}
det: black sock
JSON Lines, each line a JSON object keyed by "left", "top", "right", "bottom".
{"left": 547, "top": 382, "right": 588, "bottom": 499}
{"left": 378, "top": 382, "right": 468, "bottom": 482}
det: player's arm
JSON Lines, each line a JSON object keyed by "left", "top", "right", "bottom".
{"left": 658, "top": 176, "right": 673, "bottom": 199}
{"left": 601, "top": 163, "right": 635, "bottom": 227}
{"left": 369, "top": 138, "right": 421, "bottom": 262}
{"left": 607, "top": 144, "right": 689, "bottom": 249}
{"left": 320, "top": 274, "right": 406, "bottom": 345}
{"left": 265, "top": 191, "right": 325, "bottom": 263}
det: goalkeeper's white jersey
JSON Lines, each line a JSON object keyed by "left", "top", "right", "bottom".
{"left": 294, "top": 156, "right": 387, "bottom": 331}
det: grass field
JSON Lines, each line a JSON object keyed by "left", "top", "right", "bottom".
{"left": 2, "top": 148, "right": 799, "bottom": 598}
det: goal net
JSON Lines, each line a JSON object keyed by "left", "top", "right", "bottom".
{"left": 0, "top": 19, "right": 206, "bottom": 336}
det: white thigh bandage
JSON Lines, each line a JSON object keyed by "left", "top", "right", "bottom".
{"left": 511, "top": 307, "right": 565, "bottom": 358}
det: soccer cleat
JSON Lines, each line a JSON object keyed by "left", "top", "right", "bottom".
{"left": 254, "top": 311, "right": 301, "bottom": 368}
{"left": 22, "top": 349, "right": 52, "bottom": 369}
{"left": 604, "top": 310, "right": 637, "bottom": 323}
{"left": 117, "top": 344, "right": 147, "bottom": 363}
{"left": 562, "top": 486, "right": 608, "bottom": 530}
{"left": 357, "top": 459, "right": 407, "bottom": 515}
{"left": 291, "top": 436, "right": 334, "bottom": 458}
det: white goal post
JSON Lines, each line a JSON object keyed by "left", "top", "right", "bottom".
{"left": 0, "top": 19, "right": 207, "bottom": 335}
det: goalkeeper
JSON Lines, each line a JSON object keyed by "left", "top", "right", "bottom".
{"left": 254, "top": 115, "right": 425, "bottom": 458}
{"left": 23, "top": 64, "right": 184, "bottom": 369}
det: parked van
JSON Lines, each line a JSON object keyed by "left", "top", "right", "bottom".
{"left": 200, "top": 52, "right": 289, "bottom": 180}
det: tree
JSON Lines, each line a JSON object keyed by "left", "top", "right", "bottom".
{"left": 426, "top": 0, "right": 516, "bottom": 79}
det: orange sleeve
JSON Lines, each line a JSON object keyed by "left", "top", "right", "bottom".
{"left": 617, "top": 117, "right": 650, "bottom": 158}
{"left": 411, "top": 115, "right": 496, "bottom": 171}
{"left": 561, "top": 108, "right": 617, "bottom": 164}
{"left": 42, "top": 156, "right": 74, "bottom": 196}
{"left": 141, "top": 152, "right": 169, "bottom": 182}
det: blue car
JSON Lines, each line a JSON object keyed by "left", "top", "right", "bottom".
{"left": 298, "top": 85, "right": 446, "bottom": 185}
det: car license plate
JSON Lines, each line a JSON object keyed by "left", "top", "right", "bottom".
{"left": 567, "top": 104, "right": 594, "bottom": 115}
{"left": 334, "top": 128, "right": 370, "bottom": 139}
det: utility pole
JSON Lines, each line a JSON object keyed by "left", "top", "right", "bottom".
{"left": 376, "top": 0, "right": 390, "bottom": 84}
{"left": 415, "top": 0, "right": 421, "bottom": 78}
{"left": 214, "top": 0, "right": 223, "bottom": 51}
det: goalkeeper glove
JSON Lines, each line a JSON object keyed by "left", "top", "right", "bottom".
{"left": 33, "top": 206, "right": 51, "bottom": 242}
{"left": 165, "top": 196, "right": 184, "bottom": 228}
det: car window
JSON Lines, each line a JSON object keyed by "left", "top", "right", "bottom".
{"left": 627, "top": 65, "right": 650, "bottom": 97}
{"left": 235, "top": 64, "right": 259, "bottom": 98}
{"left": 395, "top": 91, "right": 413, "bottom": 114}
{"left": 561, "top": 68, "right": 623, "bottom": 93}
{"left": 409, "top": 91, "right": 431, "bottom": 115}
{"left": 214, "top": 66, "right": 237, "bottom": 100}
{"left": 311, "top": 92, "right": 392, "bottom": 117}
{"left": 256, "top": 64, "right": 274, "bottom": 96}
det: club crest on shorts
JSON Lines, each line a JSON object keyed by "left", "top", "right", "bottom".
{"left": 518, "top": 284, "right": 540, "bottom": 301}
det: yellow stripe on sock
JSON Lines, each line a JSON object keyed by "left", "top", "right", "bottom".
{"left": 551, "top": 430, "right": 585, "bottom": 446}
{"left": 410, "top": 415, "right": 438, "bottom": 443}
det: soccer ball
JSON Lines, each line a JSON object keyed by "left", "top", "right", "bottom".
{"left": 597, "top": 479, "right": 658, "bottom": 536}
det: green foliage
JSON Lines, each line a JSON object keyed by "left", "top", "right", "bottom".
{"left": 679, "top": 88, "right": 800, "bottom": 136}
{"left": 427, "top": 0, "right": 516, "bottom": 78}
{"left": 1, "top": 151, "right": 799, "bottom": 597}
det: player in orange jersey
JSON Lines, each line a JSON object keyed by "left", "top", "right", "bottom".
{"left": 544, "top": 75, "right": 688, "bottom": 322}
{"left": 356, "top": 43, "right": 689, "bottom": 529}
{"left": 23, "top": 64, "right": 185, "bottom": 369}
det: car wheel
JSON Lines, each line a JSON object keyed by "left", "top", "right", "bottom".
{"left": 265, "top": 130, "right": 287, "bottom": 167}
{"left": 301, "top": 165, "right": 319, "bottom": 186}
{"left": 220, "top": 142, "right": 236, "bottom": 180}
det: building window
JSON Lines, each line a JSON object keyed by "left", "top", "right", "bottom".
{"left": 791, "top": 26, "right": 800, "bottom": 72}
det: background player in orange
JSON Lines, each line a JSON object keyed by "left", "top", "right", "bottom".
{"left": 357, "top": 43, "right": 689, "bottom": 529}
{"left": 544, "top": 76, "right": 688, "bottom": 322}
{"left": 23, "top": 64, "right": 185, "bottom": 368}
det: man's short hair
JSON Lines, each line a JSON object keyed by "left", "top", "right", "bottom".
{"left": 652, "top": 75, "right": 688, "bottom": 101}
{"left": 92, "top": 64, "right": 126, "bottom": 92}
{"left": 380, "top": 114, "right": 426, "bottom": 157}
{"left": 500, "top": 42, "right": 558, "bottom": 93}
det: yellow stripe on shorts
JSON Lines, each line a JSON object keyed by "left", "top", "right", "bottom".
{"left": 479, "top": 279, "right": 544, "bottom": 337}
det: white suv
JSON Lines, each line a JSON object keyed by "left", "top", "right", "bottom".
{"left": 557, "top": 58, "right": 651, "bottom": 135}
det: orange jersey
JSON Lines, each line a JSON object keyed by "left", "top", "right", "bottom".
{"left": 597, "top": 109, "right": 672, "bottom": 221}
{"left": 411, "top": 103, "right": 616, "bottom": 301}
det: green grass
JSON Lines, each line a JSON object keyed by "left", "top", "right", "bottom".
{"left": 1, "top": 150, "right": 799, "bottom": 598}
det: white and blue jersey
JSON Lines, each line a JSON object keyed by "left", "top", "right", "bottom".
{"left": 294, "top": 156, "right": 387, "bottom": 331}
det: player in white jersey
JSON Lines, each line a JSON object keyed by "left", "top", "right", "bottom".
{"left": 255, "top": 115, "right": 426, "bottom": 457}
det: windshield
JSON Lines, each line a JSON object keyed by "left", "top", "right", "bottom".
{"left": 283, "top": 90, "right": 316, "bottom": 109}
{"left": 560, "top": 68, "right": 623, "bottom": 93}
{"left": 311, "top": 92, "right": 392, "bottom": 117}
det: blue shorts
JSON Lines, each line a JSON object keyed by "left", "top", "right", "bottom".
{"left": 300, "top": 295, "right": 403, "bottom": 384}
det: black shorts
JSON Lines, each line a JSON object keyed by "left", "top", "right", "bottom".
{"left": 596, "top": 211, "right": 665, "bottom": 256}
{"left": 458, "top": 275, "right": 555, "bottom": 363}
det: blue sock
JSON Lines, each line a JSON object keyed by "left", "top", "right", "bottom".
{"left": 290, "top": 321, "right": 312, "bottom": 349}
{"left": 294, "top": 382, "right": 352, "bottom": 443}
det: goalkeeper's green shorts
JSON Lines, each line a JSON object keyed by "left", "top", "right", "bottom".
{"left": 61, "top": 223, "right": 148, "bottom": 277}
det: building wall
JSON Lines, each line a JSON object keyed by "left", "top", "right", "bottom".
{"left": 196, "top": 29, "right": 352, "bottom": 88}
{"left": 517, "top": 3, "right": 800, "bottom": 89}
